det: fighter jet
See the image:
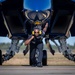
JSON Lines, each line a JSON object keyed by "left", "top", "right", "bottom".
{"left": 0, "top": 0, "right": 75, "bottom": 65}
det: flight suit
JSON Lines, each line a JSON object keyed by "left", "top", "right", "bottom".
{"left": 30, "top": 36, "right": 43, "bottom": 66}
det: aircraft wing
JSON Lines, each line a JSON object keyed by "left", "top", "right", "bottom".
{"left": 49, "top": 0, "right": 75, "bottom": 38}
{"left": 0, "top": 0, "right": 28, "bottom": 38}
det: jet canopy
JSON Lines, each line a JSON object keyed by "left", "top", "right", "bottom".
{"left": 23, "top": 0, "right": 51, "bottom": 11}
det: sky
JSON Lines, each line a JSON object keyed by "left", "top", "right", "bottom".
{"left": 0, "top": 36, "right": 75, "bottom": 46}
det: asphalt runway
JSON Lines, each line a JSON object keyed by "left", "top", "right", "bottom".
{"left": 0, "top": 66, "right": 75, "bottom": 75}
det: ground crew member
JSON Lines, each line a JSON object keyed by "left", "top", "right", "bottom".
{"left": 24, "top": 23, "right": 48, "bottom": 67}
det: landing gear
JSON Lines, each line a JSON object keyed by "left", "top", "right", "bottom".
{"left": 52, "top": 37, "right": 75, "bottom": 62}
{"left": 2, "top": 38, "right": 24, "bottom": 61}
{"left": 0, "top": 50, "right": 2, "bottom": 65}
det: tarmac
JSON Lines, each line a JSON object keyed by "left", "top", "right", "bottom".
{"left": 0, "top": 66, "right": 75, "bottom": 75}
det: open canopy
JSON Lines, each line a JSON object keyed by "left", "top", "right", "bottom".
{"left": 23, "top": 0, "right": 51, "bottom": 11}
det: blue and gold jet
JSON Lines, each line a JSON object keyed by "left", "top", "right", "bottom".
{"left": 0, "top": 0, "right": 75, "bottom": 65}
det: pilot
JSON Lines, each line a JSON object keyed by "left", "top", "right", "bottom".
{"left": 24, "top": 23, "right": 48, "bottom": 67}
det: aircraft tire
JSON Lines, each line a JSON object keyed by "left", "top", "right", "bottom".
{"left": 0, "top": 50, "right": 2, "bottom": 65}
{"left": 42, "top": 50, "right": 47, "bottom": 66}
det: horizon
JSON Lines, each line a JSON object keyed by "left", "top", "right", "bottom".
{"left": 0, "top": 36, "right": 75, "bottom": 46}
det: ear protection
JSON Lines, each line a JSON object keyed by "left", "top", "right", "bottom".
{"left": 32, "top": 30, "right": 42, "bottom": 35}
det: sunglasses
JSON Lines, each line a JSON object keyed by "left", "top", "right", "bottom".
{"left": 34, "top": 32, "right": 39, "bottom": 33}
